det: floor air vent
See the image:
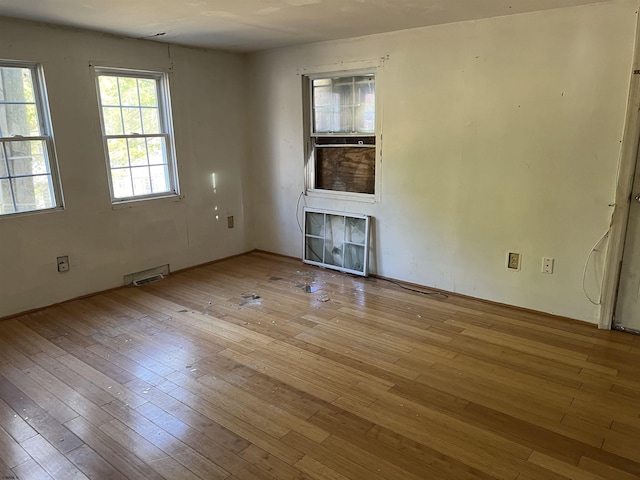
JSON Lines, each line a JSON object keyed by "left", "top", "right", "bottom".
{"left": 133, "top": 274, "right": 164, "bottom": 286}
{"left": 124, "top": 264, "right": 170, "bottom": 287}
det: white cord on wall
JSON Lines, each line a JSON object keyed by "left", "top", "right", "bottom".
{"left": 296, "top": 191, "right": 306, "bottom": 234}
{"left": 582, "top": 228, "right": 611, "bottom": 305}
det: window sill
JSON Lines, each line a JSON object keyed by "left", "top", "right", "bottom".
{"left": 305, "top": 189, "right": 377, "bottom": 204}
{"left": 0, "top": 206, "right": 65, "bottom": 220}
{"left": 111, "top": 193, "right": 184, "bottom": 210}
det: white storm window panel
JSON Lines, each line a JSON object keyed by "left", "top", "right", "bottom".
{"left": 95, "top": 68, "right": 179, "bottom": 202}
{"left": 0, "top": 61, "right": 63, "bottom": 216}
{"left": 303, "top": 207, "right": 370, "bottom": 276}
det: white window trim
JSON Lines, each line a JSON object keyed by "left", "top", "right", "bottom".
{"left": 300, "top": 58, "right": 384, "bottom": 203}
{"left": 93, "top": 66, "right": 180, "bottom": 204}
{"left": 0, "top": 59, "right": 64, "bottom": 217}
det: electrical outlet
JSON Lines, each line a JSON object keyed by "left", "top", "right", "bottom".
{"left": 57, "top": 256, "right": 69, "bottom": 273}
{"left": 507, "top": 252, "right": 520, "bottom": 271}
{"left": 227, "top": 216, "right": 234, "bottom": 229}
{"left": 542, "top": 257, "right": 554, "bottom": 274}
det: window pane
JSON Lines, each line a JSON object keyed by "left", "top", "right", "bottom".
{"left": 0, "top": 66, "right": 35, "bottom": 102}
{"left": 128, "top": 137, "right": 148, "bottom": 166}
{"left": 111, "top": 168, "right": 133, "bottom": 198}
{"left": 306, "top": 212, "right": 324, "bottom": 236}
{"left": 102, "top": 107, "right": 123, "bottom": 135}
{"left": 122, "top": 107, "right": 142, "bottom": 134}
{"left": 0, "top": 104, "right": 40, "bottom": 136}
{"left": 98, "top": 76, "right": 120, "bottom": 106}
{"left": 305, "top": 237, "right": 323, "bottom": 263}
{"left": 149, "top": 165, "right": 169, "bottom": 193}
{"left": 312, "top": 75, "right": 375, "bottom": 135}
{"left": 0, "top": 179, "right": 15, "bottom": 213}
{"left": 344, "top": 244, "right": 365, "bottom": 272}
{"left": 118, "top": 77, "right": 139, "bottom": 106}
{"left": 12, "top": 175, "right": 54, "bottom": 212}
{"left": 355, "top": 79, "right": 375, "bottom": 133}
{"left": 141, "top": 108, "right": 160, "bottom": 134}
{"left": 313, "top": 84, "right": 336, "bottom": 133}
{"left": 0, "top": 144, "right": 7, "bottom": 177}
{"left": 138, "top": 79, "right": 158, "bottom": 107}
{"left": 334, "top": 80, "right": 353, "bottom": 134}
{"left": 106, "top": 138, "right": 129, "bottom": 168}
{"left": 147, "top": 137, "right": 165, "bottom": 165}
{"left": 131, "top": 166, "right": 151, "bottom": 196}
{"left": 346, "top": 217, "right": 366, "bottom": 244}
{"left": 325, "top": 214, "right": 345, "bottom": 267}
{"left": 5, "top": 140, "right": 48, "bottom": 176}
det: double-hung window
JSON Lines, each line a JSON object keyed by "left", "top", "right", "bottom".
{"left": 0, "top": 61, "right": 62, "bottom": 215}
{"left": 305, "top": 72, "right": 377, "bottom": 195}
{"left": 95, "top": 68, "right": 178, "bottom": 202}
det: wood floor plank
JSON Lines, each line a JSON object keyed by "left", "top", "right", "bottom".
{"left": 30, "top": 352, "right": 115, "bottom": 407}
{"left": 1, "top": 252, "right": 639, "bottom": 479}
{"left": 0, "top": 363, "right": 79, "bottom": 425}
{"left": 577, "top": 456, "right": 640, "bottom": 480}
{"left": 127, "top": 380, "right": 252, "bottom": 455}
{"left": 238, "top": 444, "right": 312, "bottom": 480}
{"left": 0, "top": 375, "right": 84, "bottom": 455}
{"left": 527, "top": 450, "right": 606, "bottom": 480}
{"left": 12, "top": 458, "right": 55, "bottom": 479}
{"left": 0, "top": 397, "right": 38, "bottom": 444}
{"left": 20, "top": 435, "right": 89, "bottom": 480}
{"left": 64, "top": 416, "right": 165, "bottom": 480}
{"left": 64, "top": 444, "right": 128, "bottom": 480}
{"left": 102, "top": 399, "right": 230, "bottom": 479}
{"left": 0, "top": 425, "right": 31, "bottom": 469}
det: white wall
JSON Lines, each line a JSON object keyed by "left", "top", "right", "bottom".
{"left": 248, "top": 1, "right": 638, "bottom": 323}
{"left": 0, "top": 18, "right": 253, "bottom": 318}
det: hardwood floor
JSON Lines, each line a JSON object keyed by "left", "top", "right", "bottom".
{"left": 1, "top": 251, "right": 640, "bottom": 479}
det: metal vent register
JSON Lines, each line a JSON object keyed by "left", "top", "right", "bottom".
{"left": 303, "top": 208, "right": 370, "bottom": 276}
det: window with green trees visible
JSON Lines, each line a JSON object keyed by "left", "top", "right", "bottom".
{"left": 0, "top": 61, "right": 63, "bottom": 216}
{"left": 95, "top": 68, "right": 178, "bottom": 202}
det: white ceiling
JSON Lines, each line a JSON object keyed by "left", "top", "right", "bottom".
{"left": 0, "top": 0, "right": 609, "bottom": 52}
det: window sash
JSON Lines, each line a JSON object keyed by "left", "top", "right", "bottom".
{"left": 305, "top": 72, "right": 377, "bottom": 196}
{"left": 95, "top": 68, "right": 178, "bottom": 203}
{"left": 0, "top": 61, "right": 62, "bottom": 216}
{"left": 311, "top": 74, "right": 375, "bottom": 136}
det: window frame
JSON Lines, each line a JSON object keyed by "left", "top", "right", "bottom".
{"left": 94, "top": 66, "right": 179, "bottom": 204}
{"left": 302, "top": 64, "right": 382, "bottom": 202}
{"left": 0, "top": 59, "right": 64, "bottom": 217}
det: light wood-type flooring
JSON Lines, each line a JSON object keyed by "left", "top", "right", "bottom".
{"left": 1, "top": 252, "right": 640, "bottom": 479}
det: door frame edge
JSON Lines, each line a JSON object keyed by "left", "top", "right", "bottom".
{"left": 600, "top": 8, "right": 640, "bottom": 330}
